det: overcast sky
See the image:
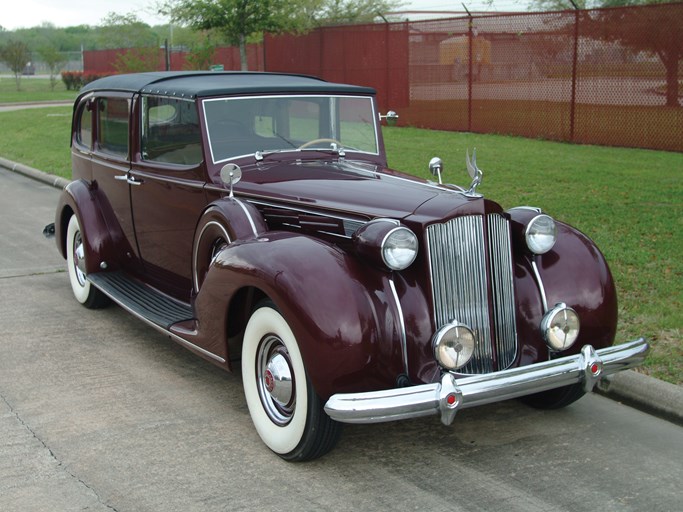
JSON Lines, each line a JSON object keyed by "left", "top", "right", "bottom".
{"left": 2, "top": 1, "right": 530, "bottom": 31}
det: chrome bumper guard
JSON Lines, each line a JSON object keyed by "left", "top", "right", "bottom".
{"left": 324, "top": 338, "right": 649, "bottom": 425}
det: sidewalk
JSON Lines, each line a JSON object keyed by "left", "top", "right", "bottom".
{"left": 1, "top": 154, "right": 681, "bottom": 427}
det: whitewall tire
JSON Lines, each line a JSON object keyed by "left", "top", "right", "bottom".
{"left": 242, "top": 300, "right": 341, "bottom": 461}
{"left": 65, "top": 214, "right": 109, "bottom": 309}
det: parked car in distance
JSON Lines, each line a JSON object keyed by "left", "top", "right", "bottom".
{"left": 51, "top": 71, "right": 648, "bottom": 461}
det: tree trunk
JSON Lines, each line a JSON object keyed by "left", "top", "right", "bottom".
{"left": 239, "top": 33, "right": 248, "bottom": 71}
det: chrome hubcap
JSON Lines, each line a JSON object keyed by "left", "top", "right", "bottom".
{"left": 73, "top": 231, "right": 87, "bottom": 286}
{"left": 257, "top": 335, "right": 295, "bottom": 426}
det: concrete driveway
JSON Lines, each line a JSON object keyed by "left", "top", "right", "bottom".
{"left": 1, "top": 167, "right": 681, "bottom": 512}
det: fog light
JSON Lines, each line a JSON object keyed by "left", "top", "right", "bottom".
{"left": 542, "top": 303, "right": 580, "bottom": 351}
{"left": 433, "top": 322, "right": 476, "bottom": 371}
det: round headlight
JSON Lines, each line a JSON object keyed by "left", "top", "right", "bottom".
{"left": 382, "top": 227, "right": 418, "bottom": 270}
{"left": 433, "top": 323, "right": 476, "bottom": 371}
{"left": 525, "top": 214, "right": 557, "bottom": 254}
{"left": 541, "top": 303, "right": 580, "bottom": 351}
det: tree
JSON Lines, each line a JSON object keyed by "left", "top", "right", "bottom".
{"left": 183, "top": 34, "right": 218, "bottom": 70}
{"left": 165, "top": 0, "right": 306, "bottom": 71}
{"left": 591, "top": 2, "right": 682, "bottom": 107}
{"left": 0, "top": 40, "right": 31, "bottom": 90}
{"left": 164, "top": 0, "right": 404, "bottom": 71}
{"left": 98, "top": 12, "right": 159, "bottom": 50}
{"left": 113, "top": 47, "right": 162, "bottom": 73}
{"left": 530, "top": 0, "right": 682, "bottom": 107}
{"left": 38, "top": 45, "right": 65, "bottom": 90}
{"left": 314, "top": 0, "right": 405, "bottom": 26}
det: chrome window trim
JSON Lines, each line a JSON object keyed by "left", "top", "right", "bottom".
{"left": 201, "top": 94, "right": 381, "bottom": 164}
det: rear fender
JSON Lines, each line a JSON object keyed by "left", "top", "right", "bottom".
{"left": 194, "top": 232, "right": 406, "bottom": 399}
{"left": 55, "top": 179, "right": 126, "bottom": 274}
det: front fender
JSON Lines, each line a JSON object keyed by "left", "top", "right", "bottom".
{"left": 507, "top": 208, "right": 618, "bottom": 365}
{"left": 194, "top": 232, "right": 406, "bottom": 399}
{"left": 537, "top": 221, "right": 618, "bottom": 350}
{"left": 191, "top": 197, "right": 268, "bottom": 293}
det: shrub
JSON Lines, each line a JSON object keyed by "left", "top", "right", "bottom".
{"left": 62, "top": 71, "right": 110, "bottom": 90}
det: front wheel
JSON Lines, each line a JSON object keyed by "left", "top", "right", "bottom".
{"left": 65, "top": 214, "right": 109, "bottom": 309}
{"left": 241, "top": 301, "right": 341, "bottom": 461}
{"left": 520, "top": 383, "right": 585, "bottom": 409}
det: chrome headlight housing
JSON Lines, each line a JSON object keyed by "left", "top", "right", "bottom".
{"left": 381, "top": 227, "right": 418, "bottom": 270}
{"left": 541, "top": 303, "right": 580, "bottom": 351}
{"left": 353, "top": 219, "right": 418, "bottom": 271}
{"left": 525, "top": 214, "right": 557, "bottom": 254}
{"left": 432, "top": 322, "right": 476, "bottom": 371}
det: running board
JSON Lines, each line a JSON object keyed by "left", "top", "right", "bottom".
{"left": 88, "top": 272, "right": 193, "bottom": 330}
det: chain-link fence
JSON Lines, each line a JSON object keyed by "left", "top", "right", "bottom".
{"left": 265, "top": 3, "right": 682, "bottom": 152}
{"left": 78, "top": 3, "right": 682, "bottom": 152}
{"left": 0, "top": 51, "right": 82, "bottom": 74}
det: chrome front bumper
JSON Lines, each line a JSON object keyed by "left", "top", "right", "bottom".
{"left": 324, "top": 338, "right": 649, "bottom": 425}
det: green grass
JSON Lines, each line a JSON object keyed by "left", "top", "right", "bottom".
{"left": 0, "top": 107, "right": 680, "bottom": 384}
{"left": 0, "top": 76, "right": 78, "bottom": 103}
{"left": 0, "top": 107, "right": 72, "bottom": 175}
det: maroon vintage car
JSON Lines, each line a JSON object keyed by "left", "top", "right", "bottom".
{"left": 53, "top": 71, "right": 648, "bottom": 461}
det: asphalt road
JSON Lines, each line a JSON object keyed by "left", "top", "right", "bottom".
{"left": 1, "top": 167, "right": 681, "bottom": 512}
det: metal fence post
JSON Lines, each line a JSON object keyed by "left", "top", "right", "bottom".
{"left": 570, "top": 1, "right": 580, "bottom": 142}
{"left": 465, "top": 6, "right": 473, "bottom": 133}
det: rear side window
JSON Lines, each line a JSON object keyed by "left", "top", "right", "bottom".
{"left": 141, "top": 96, "right": 202, "bottom": 165}
{"left": 76, "top": 103, "right": 92, "bottom": 149}
{"left": 97, "top": 98, "right": 129, "bottom": 158}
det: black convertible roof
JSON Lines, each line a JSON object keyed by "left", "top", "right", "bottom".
{"left": 79, "top": 71, "right": 376, "bottom": 98}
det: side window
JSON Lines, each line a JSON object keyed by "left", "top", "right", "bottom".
{"left": 76, "top": 102, "right": 92, "bottom": 149}
{"left": 141, "top": 96, "right": 202, "bottom": 165}
{"left": 97, "top": 98, "right": 129, "bottom": 158}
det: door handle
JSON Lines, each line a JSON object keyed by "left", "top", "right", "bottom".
{"left": 114, "top": 174, "right": 143, "bottom": 186}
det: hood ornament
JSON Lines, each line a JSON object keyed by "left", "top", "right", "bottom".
{"left": 465, "top": 148, "right": 483, "bottom": 197}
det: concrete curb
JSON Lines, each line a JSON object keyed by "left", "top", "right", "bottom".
{"left": 0, "top": 156, "right": 71, "bottom": 189}
{"left": 1, "top": 154, "right": 681, "bottom": 427}
{"left": 597, "top": 370, "right": 683, "bottom": 426}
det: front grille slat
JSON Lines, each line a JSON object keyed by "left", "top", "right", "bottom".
{"left": 427, "top": 214, "right": 517, "bottom": 374}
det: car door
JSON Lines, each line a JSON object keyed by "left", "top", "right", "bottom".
{"left": 89, "top": 92, "right": 142, "bottom": 274}
{"left": 128, "top": 94, "right": 209, "bottom": 302}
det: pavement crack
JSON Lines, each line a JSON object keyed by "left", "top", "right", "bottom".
{"left": 0, "top": 392, "right": 119, "bottom": 512}
{"left": 0, "top": 269, "right": 66, "bottom": 280}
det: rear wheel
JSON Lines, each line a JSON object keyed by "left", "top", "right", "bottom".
{"left": 520, "top": 383, "right": 585, "bottom": 409}
{"left": 65, "top": 215, "right": 109, "bottom": 309}
{"left": 241, "top": 300, "right": 341, "bottom": 461}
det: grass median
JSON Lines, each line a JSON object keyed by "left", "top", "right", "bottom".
{"left": 0, "top": 104, "right": 680, "bottom": 385}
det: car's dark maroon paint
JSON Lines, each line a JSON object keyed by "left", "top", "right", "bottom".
{"left": 54, "top": 71, "right": 645, "bottom": 461}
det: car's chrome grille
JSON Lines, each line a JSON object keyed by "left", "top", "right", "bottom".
{"left": 426, "top": 214, "right": 517, "bottom": 374}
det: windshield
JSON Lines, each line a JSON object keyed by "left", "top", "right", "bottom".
{"left": 202, "top": 95, "right": 379, "bottom": 163}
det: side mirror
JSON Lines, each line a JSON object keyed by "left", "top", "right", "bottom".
{"left": 429, "top": 157, "right": 443, "bottom": 184}
{"left": 379, "top": 110, "right": 399, "bottom": 126}
{"left": 220, "top": 163, "right": 242, "bottom": 198}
